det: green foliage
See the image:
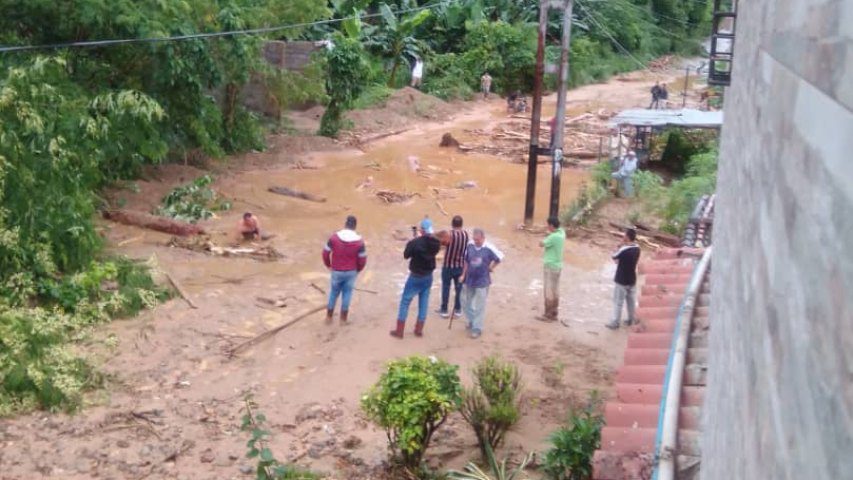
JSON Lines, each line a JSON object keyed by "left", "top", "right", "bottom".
{"left": 422, "top": 53, "right": 475, "bottom": 100}
{"left": 156, "top": 175, "right": 231, "bottom": 223}
{"left": 561, "top": 162, "right": 612, "bottom": 226}
{"left": 542, "top": 393, "right": 604, "bottom": 480}
{"left": 242, "top": 396, "right": 322, "bottom": 480}
{"left": 634, "top": 149, "right": 718, "bottom": 233}
{"left": 448, "top": 444, "right": 532, "bottom": 480}
{"left": 319, "top": 35, "right": 371, "bottom": 137}
{"left": 1, "top": 258, "right": 168, "bottom": 415}
{"left": 365, "top": 3, "right": 431, "bottom": 87}
{"left": 352, "top": 83, "right": 395, "bottom": 109}
{"left": 361, "top": 355, "right": 462, "bottom": 469}
{"left": 460, "top": 356, "right": 523, "bottom": 459}
{"left": 461, "top": 21, "right": 537, "bottom": 95}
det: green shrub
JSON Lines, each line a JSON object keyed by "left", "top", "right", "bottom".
{"left": 423, "top": 53, "right": 475, "bottom": 101}
{"left": 561, "top": 162, "right": 612, "bottom": 226}
{"left": 156, "top": 175, "right": 231, "bottom": 223}
{"left": 461, "top": 21, "right": 537, "bottom": 95}
{"left": 542, "top": 393, "right": 604, "bottom": 480}
{"left": 460, "top": 356, "right": 523, "bottom": 459}
{"left": 242, "top": 396, "right": 322, "bottom": 480}
{"left": 319, "top": 35, "right": 371, "bottom": 137}
{"left": 361, "top": 356, "right": 462, "bottom": 469}
{"left": 352, "top": 83, "right": 395, "bottom": 109}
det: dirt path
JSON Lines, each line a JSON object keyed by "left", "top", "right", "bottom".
{"left": 0, "top": 64, "right": 698, "bottom": 480}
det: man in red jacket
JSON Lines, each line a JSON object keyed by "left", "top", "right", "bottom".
{"left": 322, "top": 216, "right": 367, "bottom": 324}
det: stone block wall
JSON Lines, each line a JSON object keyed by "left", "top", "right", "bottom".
{"left": 705, "top": 0, "right": 852, "bottom": 478}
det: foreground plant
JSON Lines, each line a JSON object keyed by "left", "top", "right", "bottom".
{"left": 542, "top": 392, "right": 604, "bottom": 480}
{"left": 448, "top": 444, "right": 532, "bottom": 480}
{"left": 460, "top": 356, "right": 522, "bottom": 459}
{"left": 242, "top": 397, "right": 321, "bottom": 480}
{"left": 361, "top": 355, "right": 462, "bottom": 470}
{"left": 156, "top": 175, "right": 231, "bottom": 223}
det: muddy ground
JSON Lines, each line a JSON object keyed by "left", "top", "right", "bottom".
{"left": 0, "top": 61, "right": 705, "bottom": 480}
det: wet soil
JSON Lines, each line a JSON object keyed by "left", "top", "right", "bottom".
{"left": 0, "top": 64, "right": 700, "bottom": 480}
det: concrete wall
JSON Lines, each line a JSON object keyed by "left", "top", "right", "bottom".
{"left": 704, "top": 0, "right": 852, "bottom": 478}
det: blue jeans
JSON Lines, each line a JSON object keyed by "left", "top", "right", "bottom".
{"left": 397, "top": 273, "right": 433, "bottom": 323}
{"left": 462, "top": 286, "right": 489, "bottom": 334}
{"left": 612, "top": 172, "right": 634, "bottom": 197}
{"left": 440, "top": 267, "right": 464, "bottom": 313}
{"left": 328, "top": 270, "right": 358, "bottom": 311}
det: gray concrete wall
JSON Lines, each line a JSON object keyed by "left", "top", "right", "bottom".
{"left": 704, "top": 0, "right": 853, "bottom": 478}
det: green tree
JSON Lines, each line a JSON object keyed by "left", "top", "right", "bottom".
{"left": 367, "top": 2, "right": 431, "bottom": 87}
{"left": 319, "top": 34, "right": 370, "bottom": 137}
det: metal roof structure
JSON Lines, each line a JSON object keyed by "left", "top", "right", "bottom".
{"left": 610, "top": 108, "right": 724, "bottom": 129}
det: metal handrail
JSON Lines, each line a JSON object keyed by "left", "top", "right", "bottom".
{"left": 652, "top": 247, "right": 713, "bottom": 480}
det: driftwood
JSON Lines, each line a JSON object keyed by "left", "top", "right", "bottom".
{"left": 228, "top": 305, "right": 326, "bottom": 357}
{"left": 376, "top": 189, "right": 420, "bottom": 204}
{"left": 357, "top": 128, "right": 410, "bottom": 145}
{"left": 608, "top": 221, "right": 680, "bottom": 247}
{"left": 103, "top": 209, "right": 205, "bottom": 236}
{"left": 268, "top": 186, "right": 326, "bottom": 203}
{"left": 165, "top": 272, "right": 198, "bottom": 309}
{"left": 168, "top": 236, "right": 283, "bottom": 261}
{"left": 435, "top": 200, "right": 449, "bottom": 217}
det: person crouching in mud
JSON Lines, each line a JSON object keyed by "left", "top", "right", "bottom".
{"left": 238, "top": 212, "right": 261, "bottom": 241}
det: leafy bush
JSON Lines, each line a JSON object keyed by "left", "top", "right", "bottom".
{"left": 542, "top": 393, "right": 604, "bottom": 480}
{"left": 461, "top": 21, "right": 537, "bottom": 95}
{"left": 449, "top": 444, "right": 532, "bottom": 480}
{"left": 1, "top": 258, "right": 168, "bottom": 415}
{"left": 460, "top": 356, "right": 523, "bottom": 459}
{"left": 352, "top": 83, "right": 396, "bottom": 109}
{"left": 361, "top": 356, "right": 462, "bottom": 469}
{"left": 561, "top": 162, "right": 612, "bottom": 226}
{"left": 156, "top": 175, "right": 231, "bottom": 223}
{"left": 242, "top": 396, "right": 322, "bottom": 480}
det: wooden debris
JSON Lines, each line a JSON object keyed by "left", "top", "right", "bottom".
{"left": 355, "top": 287, "right": 379, "bottom": 295}
{"left": 103, "top": 209, "right": 205, "bottom": 236}
{"left": 168, "top": 236, "right": 283, "bottom": 261}
{"left": 435, "top": 200, "right": 449, "bottom": 217}
{"left": 165, "top": 272, "right": 198, "bottom": 309}
{"left": 357, "top": 128, "right": 410, "bottom": 145}
{"left": 227, "top": 305, "right": 326, "bottom": 357}
{"left": 608, "top": 221, "right": 680, "bottom": 247}
{"left": 376, "top": 189, "right": 420, "bottom": 204}
{"left": 268, "top": 186, "right": 326, "bottom": 203}
{"left": 310, "top": 282, "right": 326, "bottom": 295}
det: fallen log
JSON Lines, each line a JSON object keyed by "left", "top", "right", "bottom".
{"left": 358, "top": 128, "right": 411, "bottom": 144}
{"left": 227, "top": 305, "right": 326, "bottom": 357}
{"left": 608, "top": 222, "right": 681, "bottom": 246}
{"left": 103, "top": 209, "right": 205, "bottom": 236}
{"left": 268, "top": 186, "right": 326, "bottom": 203}
{"left": 165, "top": 272, "right": 198, "bottom": 309}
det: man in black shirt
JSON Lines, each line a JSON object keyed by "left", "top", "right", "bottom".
{"left": 391, "top": 218, "right": 442, "bottom": 339}
{"left": 607, "top": 228, "right": 641, "bottom": 329}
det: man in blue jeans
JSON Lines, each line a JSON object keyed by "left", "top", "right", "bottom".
{"left": 437, "top": 215, "right": 468, "bottom": 318}
{"left": 460, "top": 228, "right": 500, "bottom": 339}
{"left": 322, "top": 215, "right": 367, "bottom": 324}
{"left": 390, "top": 218, "right": 442, "bottom": 339}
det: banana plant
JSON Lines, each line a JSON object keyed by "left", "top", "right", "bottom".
{"left": 365, "top": 2, "right": 431, "bottom": 86}
{"left": 448, "top": 444, "right": 533, "bottom": 480}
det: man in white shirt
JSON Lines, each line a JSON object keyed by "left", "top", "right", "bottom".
{"left": 612, "top": 150, "right": 639, "bottom": 197}
{"left": 411, "top": 58, "right": 424, "bottom": 88}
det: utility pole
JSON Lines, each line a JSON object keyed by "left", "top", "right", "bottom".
{"left": 523, "top": 0, "right": 549, "bottom": 226}
{"left": 682, "top": 65, "right": 690, "bottom": 108}
{"left": 549, "top": 0, "right": 574, "bottom": 219}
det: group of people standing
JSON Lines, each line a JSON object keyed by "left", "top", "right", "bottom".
{"left": 649, "top": 81, "right": 669, "bottom": 109}
{"left": 320, "top": 213, "right": 640, "bottom": 338}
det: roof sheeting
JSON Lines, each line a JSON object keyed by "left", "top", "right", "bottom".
{"left": 610, "top": 108, "right": 723, "bottom": 129}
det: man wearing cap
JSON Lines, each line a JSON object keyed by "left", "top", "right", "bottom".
{"left": 612, "top": 150, "right": 639, "bottom": 197}
{"left": 391, "top": 217, "right": 442, "bottom": 339}
{"left": 323, "top": 215, "right": 367, "bottom": 324}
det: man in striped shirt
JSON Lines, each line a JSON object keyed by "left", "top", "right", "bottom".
{"left": 437, "top": 215, "right": 468, "bottom": 318}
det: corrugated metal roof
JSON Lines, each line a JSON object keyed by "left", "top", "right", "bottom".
{"left": 610, "top": 109, "right": 724, "bottom": 129}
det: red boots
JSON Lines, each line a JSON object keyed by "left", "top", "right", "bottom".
{"left": 414, "top": 322, "right": 425, "bottom": 337}
{"left": 389, "top": 320, "right": 405, "bottom": 339}
{"left": 340, "top": 310, "right": 349, "bottom": 324}
{"left": 326, "top": 308, "right": 334, "bottom": 323}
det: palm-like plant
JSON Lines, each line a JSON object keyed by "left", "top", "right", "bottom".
{"left": 366, "top": 2, "right": 431, "bottom": 87}
{"left": 448, "top": 444, "right": 532, "bottom": 480}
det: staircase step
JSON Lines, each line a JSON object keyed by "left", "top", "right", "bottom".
{"left": 683, "top": 364, "right": 708, "bottom": 386}
{"left": 627, "top": 333, "right": 673, "bottom": 349}
{"left": 678, "top": 429, "right": 702, "bottom": 457}
{"left": 640, "top": 295, "right": 683, "bottom": 308}
{"left": 682, "top": 386, "right": 705, "bottom": 407}
{"left": 600, "top": 426, "right": 657, "bottom": 453}
{"left": 639, "top": 264, "right": 695, "bottom": 275}
{"left": 623, "top": 348, "right": 670, "bottom": 366}
{"left": 687, "top": 348, "right": 708, "bottom": 365}
{"left": 638, "top": 258, "right": 694, "bottom": 273}
{"left": 637, "top": 306, "right": 679, "bottom": 321}
{"left": 644, "top": 319, "right": 676, "bottom": 332}
{"left": 604, "top": 402, "right": 659, "bottom": 428}
{"left": 679, "top": 406, "right": 702, "bottom": 430}
{"left": 644, "top": 273, "right": 693, "bottom": 285}
{"left": 615, "top": 383, "right": 663, "bottom": 405}
{"left": 641, "top": 283, "right": 687, "bottom": 296}
{"left": 616, "top": 365, "right": 665, "bottom": 384}
{"left": 655, "top": 248, "right": 705, "bottom": 260}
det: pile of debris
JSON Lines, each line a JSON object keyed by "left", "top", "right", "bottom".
{"left": 168, "top": 235, "right": 284, "bottom": 261}
{"left": 682, "top": 194, "right": 715, "bottom": 247}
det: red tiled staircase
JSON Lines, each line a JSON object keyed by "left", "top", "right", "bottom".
{"left": 593, "top": 248, "right": 710, "bottom": 480}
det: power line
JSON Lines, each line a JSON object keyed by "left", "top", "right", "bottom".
{"left": 576, "top": 0, "right": 648, "bottom": 70}
{"left": 0, "top": 4, "right": 438, "bottom": 54}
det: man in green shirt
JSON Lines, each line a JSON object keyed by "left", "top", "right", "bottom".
{"left": 539, "top": 216, "right": 565, "bottom": 322}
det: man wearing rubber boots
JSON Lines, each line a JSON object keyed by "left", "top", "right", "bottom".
{"left": 390, "top": 218, "right": 441, "bottom": 339}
